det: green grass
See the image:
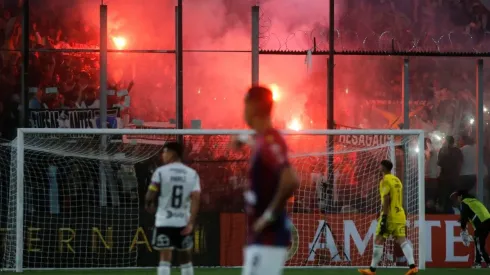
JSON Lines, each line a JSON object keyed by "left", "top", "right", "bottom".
{"left": 1, "top": 268, "right": 489, "bottom": 275}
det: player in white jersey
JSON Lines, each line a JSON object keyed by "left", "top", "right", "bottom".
{"left": 145, "top": 142, "right": 201, "bottom": 275}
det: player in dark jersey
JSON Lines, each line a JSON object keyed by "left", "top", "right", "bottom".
{"left": 451, "top": 190, "right": 490, "bottom": 268}
{"left": 231, "top": 85, "right": 299, "bottom": 275}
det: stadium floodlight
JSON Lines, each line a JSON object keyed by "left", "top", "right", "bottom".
{"left": 2, "top": 128, "right": 425, "bottom": 272}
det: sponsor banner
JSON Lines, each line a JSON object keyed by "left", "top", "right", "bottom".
{"left": 335, "top": 125, "right": 394, "bottom": 147}
{"left": 28, "top": 108, "right": 121, "bottom": 129}
{"left": 220, "top": 213, "right": 490, "bottom": 268}
{"left": 335, "top": 133, "right": 392, "bottom": 147}
{"left": 0, "top": 211, "right": 220, "bottom": 268}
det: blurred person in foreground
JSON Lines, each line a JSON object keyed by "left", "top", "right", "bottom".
{"left": 145, "top": 142, "right": 201, "bottom": 275}
{"left": 359, "top": 160, "right": 417, "bottom": 275}
{"left": 230, "top": 86, "right": 299, "bottom": 275}
{"left": 438, "top": 136, "right": 463, "bottom": 213}
{"left": 451, "top": 190, "right": 490, "bottom": 268}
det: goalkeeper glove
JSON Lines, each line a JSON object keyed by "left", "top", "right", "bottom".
{"left": 460, "top": 230, "right": 473, "bottom": 247}
{"left": 379, "top": 215, "right": 388, "bottom": 235}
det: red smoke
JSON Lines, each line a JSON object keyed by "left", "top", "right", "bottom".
{"left": 71, "top": 0, "right": 345, "bottom": 129}
{"left": 38, "top": 0, "right": 481, "bottom": 130}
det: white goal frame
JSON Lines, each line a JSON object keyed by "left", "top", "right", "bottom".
{"left": 12, "top": 128, "right": 425, "bottom": 272}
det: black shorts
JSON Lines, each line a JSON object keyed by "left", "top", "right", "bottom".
{"left": 475, "top": 219, "right": 490, "bottom": 236}
{"left": 151, "top": 226, "right": 193, "bottom": 250}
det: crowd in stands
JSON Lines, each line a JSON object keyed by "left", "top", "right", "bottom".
{"left": 425, "top": 135, "right": 489, "bottom": 214}
{"left": 0, "top": 0, "right": 488, "bottom": 132}
{"left": 0, "top": 0, "right": 133, "bottom": 139}
{"left": 0, "top": 0, "right": 490, "bottom": 213}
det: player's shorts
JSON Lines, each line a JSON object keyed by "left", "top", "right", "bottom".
{"left": 151, "top": 226, "right": 193, "bottom": 250}
{"left": 241, "top": 245, "right": 287, "bottom": 275}
{"left": 375, "top": 218, "right": 406, "bottom": 238}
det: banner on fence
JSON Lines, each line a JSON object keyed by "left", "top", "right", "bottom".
{"left": 220, "top": 213, "right": 489, "bottom": 268}
{"left": 122, "top": 121, "right": 176, "bottom": 145}
{"left": 28, "top": 108, "right": 121, "bottom": 129}
{"left": 334, "top": 124, "right": 393, "bottom": 147}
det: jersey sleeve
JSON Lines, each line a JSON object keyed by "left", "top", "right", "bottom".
{"left": 380, "top": 179, "right": 391, "bottom": 197}
{"left": 192, "top": 171, "right": 201, "bottom": 192}
{"left": 149, "top": 169, "right": 161, "bottom": 192}
{"left": 260, "top": 134, "right": 289, "bottom": 171}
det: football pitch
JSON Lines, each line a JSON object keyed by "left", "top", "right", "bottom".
{"left": 1, "top": 268, "right": 489, "bottom": 275}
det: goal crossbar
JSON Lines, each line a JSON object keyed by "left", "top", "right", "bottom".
{"left": 18, "top": 128, "right": 424, "bottom": 136}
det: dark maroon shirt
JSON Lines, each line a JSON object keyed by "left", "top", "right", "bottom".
{"left": 245, "top": 128, "right": 292, "bottom": 247}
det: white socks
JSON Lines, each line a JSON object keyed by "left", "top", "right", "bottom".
{"left": 400, "top": 241, "right": 415, "bottom": 266}
{"left": 370, "top": 244, "right": 384, "bottom": 269}
{"left": 368, "top": 241, "right": 415, "bottom": 271}
{"left": 181, "top": 262, "right": 194, "bottom": 275}
{"left": 157, "top": 261, "right": 193, "bottom": 275}
{"left": 158, "top": 261, "right": 170, "bottom": 275}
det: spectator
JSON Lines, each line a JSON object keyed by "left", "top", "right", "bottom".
{"left": 77, "top": 86, "right": 99, "bottom": 109}
{"left": 60, "top": 70, "right": 77, "bottom": 108}
{"left": 459, "top": 135, "right": 486, "bottom": 194}
{"left": 56, "top": 94, "right": 69, "bottom": 109}
{"left": 437, "top": 136, "right": 463, "bottom": 213}
{"left": 2, "top": 94, "right": 19, "bottom": 140}
{"left": 28, "top": 88, "right": 42, "bottom": 109}
{"left": 74, "top": 71, "right": 92, "bottom": 108}
{"left": 425, "top": 138, "right": 440, "bottom": 213}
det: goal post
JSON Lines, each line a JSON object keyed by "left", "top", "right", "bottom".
{"left": 4, "top": 128, "right": 424, "bottom": 272}
{"left": 15, "top": 130, "right": 25, "bottom": 273}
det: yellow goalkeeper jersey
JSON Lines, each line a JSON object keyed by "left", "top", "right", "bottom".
{"left": 380, "top": 174, "right": 406, "bottom": 223}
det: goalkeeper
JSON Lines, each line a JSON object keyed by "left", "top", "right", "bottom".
{"left": 359, "top": 160, "right": 417, "bottom": 275}
{"left": 450, "top": 190, "right": 490, "bottom": 268}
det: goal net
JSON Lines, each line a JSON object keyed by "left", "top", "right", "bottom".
{"left": 1, "top": 128, "right": 425, "bottom": 271}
